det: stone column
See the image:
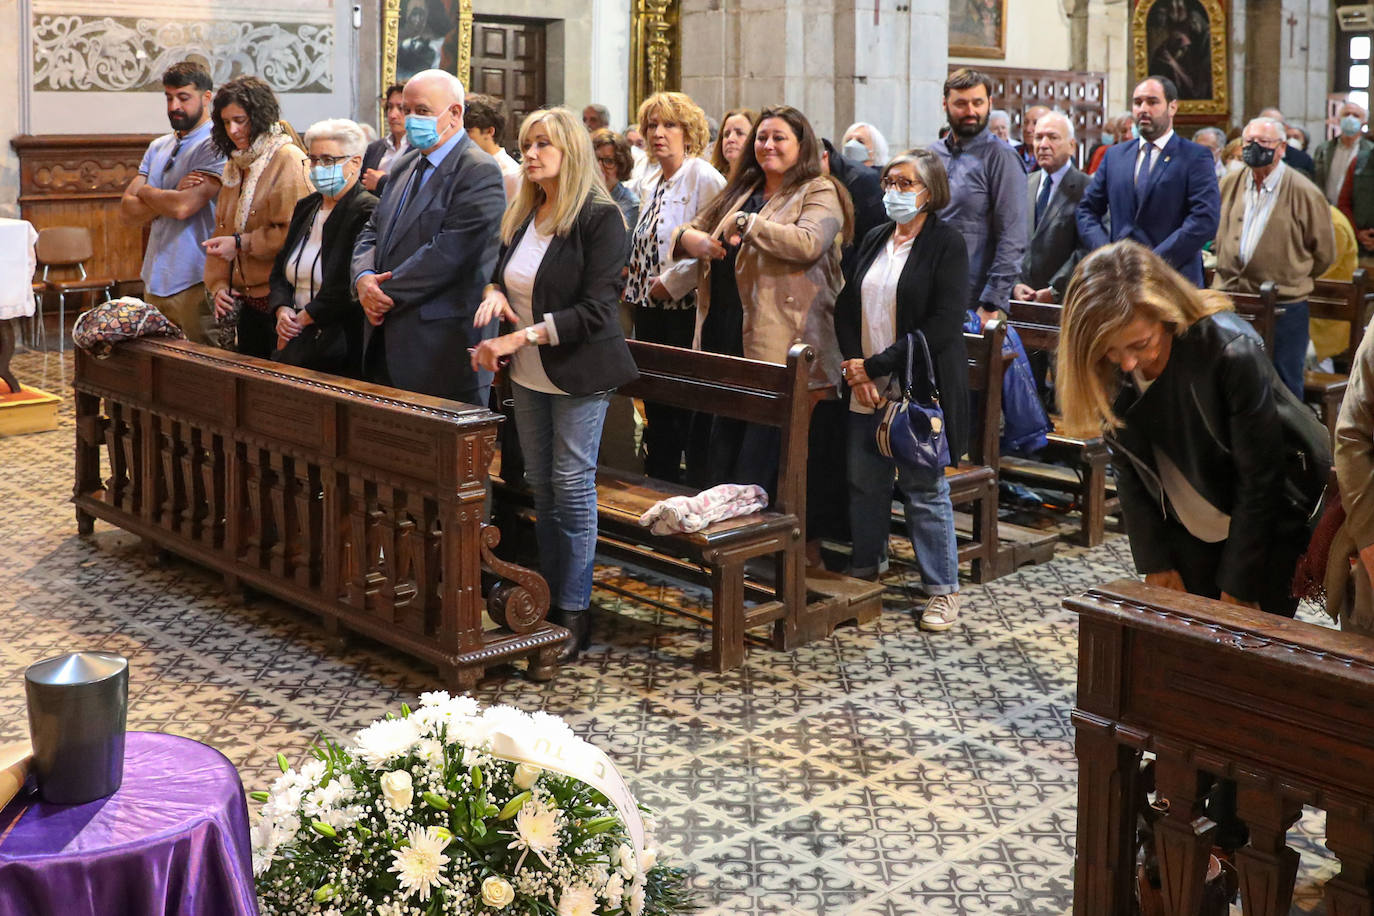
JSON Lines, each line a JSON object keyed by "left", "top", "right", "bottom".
{"left": 1, "top": 0, "right": 25, "bottom": 219}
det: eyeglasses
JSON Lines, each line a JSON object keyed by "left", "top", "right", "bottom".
{"left": 306, "top": 154, "right": 352, "bottom": 167}
{"left": 1246, "top": 137, "right": 1282, "bottom": 149}
{"left": 879, "top": 177, "right": 924, "bottom": 192}
{"left": 596, "top": 156, "right": 617, "bottom": 167}
{"left": 162, "top": 139, "right": 184, "bottom": 174}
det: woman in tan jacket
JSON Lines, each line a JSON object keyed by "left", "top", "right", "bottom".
{"left": 202, "top": 76, "right": 310, "bottom": 358}
{"left": 673, "top": 105, "right": 852, "bottom": 546}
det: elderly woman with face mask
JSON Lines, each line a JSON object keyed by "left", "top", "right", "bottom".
{"left": 203, "top": 75, "right": 310, "bottom": 358}
{"left": 267, "top": 118, "right": 379, "bottom": 377}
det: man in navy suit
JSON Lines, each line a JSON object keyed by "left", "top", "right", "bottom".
{"left": 1077, "top": 75, "right": 1219, "bottom": 286}
{"left": 352, "top": 69, "right": 506, "bottom": 407}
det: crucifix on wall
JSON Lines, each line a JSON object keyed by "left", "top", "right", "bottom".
{"left": 1286, "top": 12, "right": 1298, "bottom": 58}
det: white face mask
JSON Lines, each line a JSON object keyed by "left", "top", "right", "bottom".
{"left": 1287, "top": 138, "right": 1303, "bottom": 150}
{"left": 842, "top": 138, "right": 869, "bottom": 163}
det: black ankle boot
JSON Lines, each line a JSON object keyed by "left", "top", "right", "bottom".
{"left": 551, "top": 608, "right": 591, "bottom": 663}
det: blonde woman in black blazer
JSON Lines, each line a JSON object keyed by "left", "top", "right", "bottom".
{"left": 471, "top": 107, "right": 637, "bottom": 661}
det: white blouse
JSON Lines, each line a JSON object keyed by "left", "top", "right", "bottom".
{"left": 285, "top": 209, "right": 325, "bottom": 311}
{"left": 504, "top": 222, "right": 565, "bottom": 395}
{"left": 637, "top": 156, "right": 726, "bottom": 301}
{"left": 852, "top": 234, "right": 914, "bottom": 415}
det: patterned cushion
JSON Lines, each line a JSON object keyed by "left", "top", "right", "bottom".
{"left": 71, "top": 296, "right": 187, "bottom": 359}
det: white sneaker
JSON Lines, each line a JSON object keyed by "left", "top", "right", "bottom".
{"left": 919, "top": 593, "right": 960, "bottom": 632}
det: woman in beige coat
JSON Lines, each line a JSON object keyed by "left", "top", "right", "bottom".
{"left": 673, "top": 105, "right": 852, "bottom": 547}
{"left": 202, "top": 76, "right": 310, "bottom": 358}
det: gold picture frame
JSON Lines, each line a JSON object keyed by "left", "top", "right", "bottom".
{"left": 382, "top": 0, "right": 473, "bottom": 91}
{"left": 949, "top": 0, "right": 1006, "bottom": 59}
{"left": 1132, "top": 0, "right": 1229, "bottom": 117}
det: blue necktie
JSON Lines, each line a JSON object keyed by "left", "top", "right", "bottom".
{"left": 1035, "top": 173, "right": 1052, "bottom": 228}
{"left": 383, "top": 157, "right": 431, "bottom": 253}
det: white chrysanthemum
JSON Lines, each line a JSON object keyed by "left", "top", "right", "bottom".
{"left": 299, "top": 758, "right": 327, "bottom": 786}
{"left": 418, "top": 690, "right": 451, "bottom": 707}
{"left": 601, "top": 872, "right": 625, "bottom": 909}
{"left": 627, "top": 881, "right": 646, "bottom": 916}
{"left": 615, "top": 843, "right": 637, "bottom": 878}
{"left": 354, "top": 717, "right": 422, "bottom": 769}
{"left": 507, "top": 798, "right": 562, "bottom": 869}
{"left": 556, "top": 885, "right": 597, "bottom": 916}
{"left": 388, "top": 826, "right": 453, "bottom": 901}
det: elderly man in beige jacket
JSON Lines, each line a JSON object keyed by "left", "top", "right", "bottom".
{"left": 1212, "top": 116, "right": 1335, "bottom": 399}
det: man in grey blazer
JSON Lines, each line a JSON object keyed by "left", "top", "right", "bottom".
{"left": 1013, "top": 110, "right": 1090, "bottom": 304}
{"left": 352, "top": 69, "right": 506, "bottom": 406}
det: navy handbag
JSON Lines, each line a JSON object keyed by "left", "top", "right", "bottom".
{"left": 874, "top": 331, "right": 951, "bottom": 471}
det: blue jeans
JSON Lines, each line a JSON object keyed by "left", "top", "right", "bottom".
{"left": 512, "top": 384, "right": 611, "bottom": 611}
{"left": 1272, "top": 299, "right": 1308, "bottom": 400}
{"left": 847, "top": 411, "right": 959, "bottom": 594}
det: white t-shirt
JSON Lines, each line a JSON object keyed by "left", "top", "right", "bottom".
{"left": 852, "top": 234, "right": 915, "bottom": 414}
{"left": 1133, "top": 370, "right": 1231, "bottom": 542}
{"left": 504, "top": 222, "right": 565, "bottom": 395}
{"left": 285, "top": 209, "right": 325, "bottom": 311}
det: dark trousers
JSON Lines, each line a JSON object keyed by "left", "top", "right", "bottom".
{"left": 634, "top": 306, "right": 696, "bottom": 483}
{"left": 236, "top": 307, "right": 276, "bottom": 360}
{"left": 1271, "top": 300, "right": 1308, "bottom": 400}
{"left": 1161, "top": 516, "right": 1305, "bottom": 618}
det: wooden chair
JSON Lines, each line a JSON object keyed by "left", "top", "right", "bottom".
{"left": 1305, "top": 269, "right": 1373, "bottom": 445}
{"left": 1003, "top": 299, "right": 1119, "bottom": 547}
{"left": 35, "top": 227, "right": 114, "bottom": 353}
{"left": 27, "top": 281, "right": 46, "bottom": 350}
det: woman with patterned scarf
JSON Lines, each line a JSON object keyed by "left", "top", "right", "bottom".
{"left": 202, "top": 75, "right": 310, "bottom": 358}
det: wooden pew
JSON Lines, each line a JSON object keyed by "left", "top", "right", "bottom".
{"left": 1070, "top": 579, "right": 1374, "bottom": 916}
{"left": 1222, "top": 281, "right": 1283, "bottom": 352}
{"left": 1306, "top": 269, "right": 1373, "bottom": 445}
{"left": 492, "top": 341, "right": 883, "bottom": 672}
{"left": 944, "top": 319, "right": 1011, "bottom": 582}
{"left": 1003, "top": 299, "right": 1120, "bottom": 547}
{"left": 73, "top": 339, "right": 565, "bottom": 690}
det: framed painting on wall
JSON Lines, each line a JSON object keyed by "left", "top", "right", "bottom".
{"left": 382, "top": 0, "right": 472, "bottom": 89}
{"left": 949, "top": 0, "right": 1006, "bottom": 59}
{"left": 1131, "top": 0, "right": 1229, "bottom": 116}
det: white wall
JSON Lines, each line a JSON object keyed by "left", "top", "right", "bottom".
{"left": 949, "top": 0, "right": 1073, "bottom": 72}
{"left": 1, "top": 0, "right": 22, "bottom": 218}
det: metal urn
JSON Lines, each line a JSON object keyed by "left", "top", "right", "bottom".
{"left": 24, "top": 652, "right": 129, "bottom": 804}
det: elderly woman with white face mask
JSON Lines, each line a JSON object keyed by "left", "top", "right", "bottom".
{"left": 835, "top": 148, "right": 969, "bottom": 632}
{"left": 841, "top": 121, "right": 890, "bottom": 168}
{"left": 267, "top": 118, "right": 379, "bottom": 377}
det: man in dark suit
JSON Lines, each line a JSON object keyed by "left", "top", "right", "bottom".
{"left": 352, "top": 69, "right": 506, "bottom": 407}
{"left": 1013, "top": 110, "right": 1089, "bottom": 303}
{"left": 360, "top": 83, "right": 408, "bottom": 196}
{"left": 1077, "top": 75, "right": 1219, "bottom": 286}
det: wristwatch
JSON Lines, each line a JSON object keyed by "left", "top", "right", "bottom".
{"left": 734, "top": 212, "right": 750, "bottom": 235}
{"left": 523, "top": 325, "right": 540, "bottom": 346}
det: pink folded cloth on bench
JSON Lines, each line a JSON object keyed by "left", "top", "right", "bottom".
{"left": 638, "top": 483, "right": 770, "bottom": 536}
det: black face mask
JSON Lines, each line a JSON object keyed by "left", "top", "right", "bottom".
{"left": 1241, "top": 141, "right": 1276, "bottom": 168}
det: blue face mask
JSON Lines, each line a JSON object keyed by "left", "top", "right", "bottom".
{"left": 1129, "top": 122, "right": 1141, "bottom": 140}
{"left": 405, "top": 113, "right": 443, "bottom": 151}
{"left": 1342, "top": 115, "right": 1363, "bottom": 137}
{"left": 310, "top": 163, "right": 348, "bottom": 197}
{"left": 882, "top": 188, "right": 924, "bottom": 225}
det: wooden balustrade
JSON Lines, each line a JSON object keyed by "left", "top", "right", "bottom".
{"left": 73, "top": 339, "right": 565, "bottom": 689}
{"left": 1070, "top": 580, "right": 1374, "bottom": 915}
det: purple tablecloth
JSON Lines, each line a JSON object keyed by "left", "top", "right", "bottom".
{"left": 0, "top": 732, "right": 258, "bottom": 916}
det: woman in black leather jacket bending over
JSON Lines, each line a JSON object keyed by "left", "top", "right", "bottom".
{"left": 1057, "top": 240, "right": 1329, "bottom": 618}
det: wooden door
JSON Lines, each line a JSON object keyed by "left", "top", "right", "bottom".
{"left": 470, "top": 18, "right": 546, "bottom": 153}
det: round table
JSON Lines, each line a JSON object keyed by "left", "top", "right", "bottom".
{"left": 0, "top": 732, "right": 258, "bottom": 916}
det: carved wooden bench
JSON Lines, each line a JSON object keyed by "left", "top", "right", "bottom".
{"left": 492, "top": 340, "right": 882, "bottom": 671}
{"left": 73, "top": 339, "right": 563, "bottom": 690}
{"left": 1070, "top": 579, "right": 1374, "bottom": 915}
{"left": 1004, "top": 299, "right": 1119, "bottom": 547}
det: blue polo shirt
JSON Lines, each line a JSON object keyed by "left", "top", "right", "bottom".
{"left": 137, "top": 119, "right": 225, "bottom": 297}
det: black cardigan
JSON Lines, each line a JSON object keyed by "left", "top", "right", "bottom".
{"left": 490, "top": 196, "right": 638, "bottom": 396}
{"left": 268, "top": 183, "right": 378, "bottom": 374}
{"left": 835, "top": 214, "right": 971, "bottom": 464}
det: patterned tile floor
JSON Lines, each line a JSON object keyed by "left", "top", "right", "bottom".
{"left": 0, "top": 344, "right": 1343, "bottom": 914}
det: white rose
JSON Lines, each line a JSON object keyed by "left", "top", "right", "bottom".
{"left": 379, "top": 770, "right": 413, "bottom": 810}
{"left": 481, "top": 875, "right": 515, "bottom": 908}
{"left": 512, "top": 763, "right": 542, "bottom": 790}
{"left": 638, "top": 847, "right": 657, "bottom": 874}
{"left": 616, "top": 842, "right": 636, "bottom": 878}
